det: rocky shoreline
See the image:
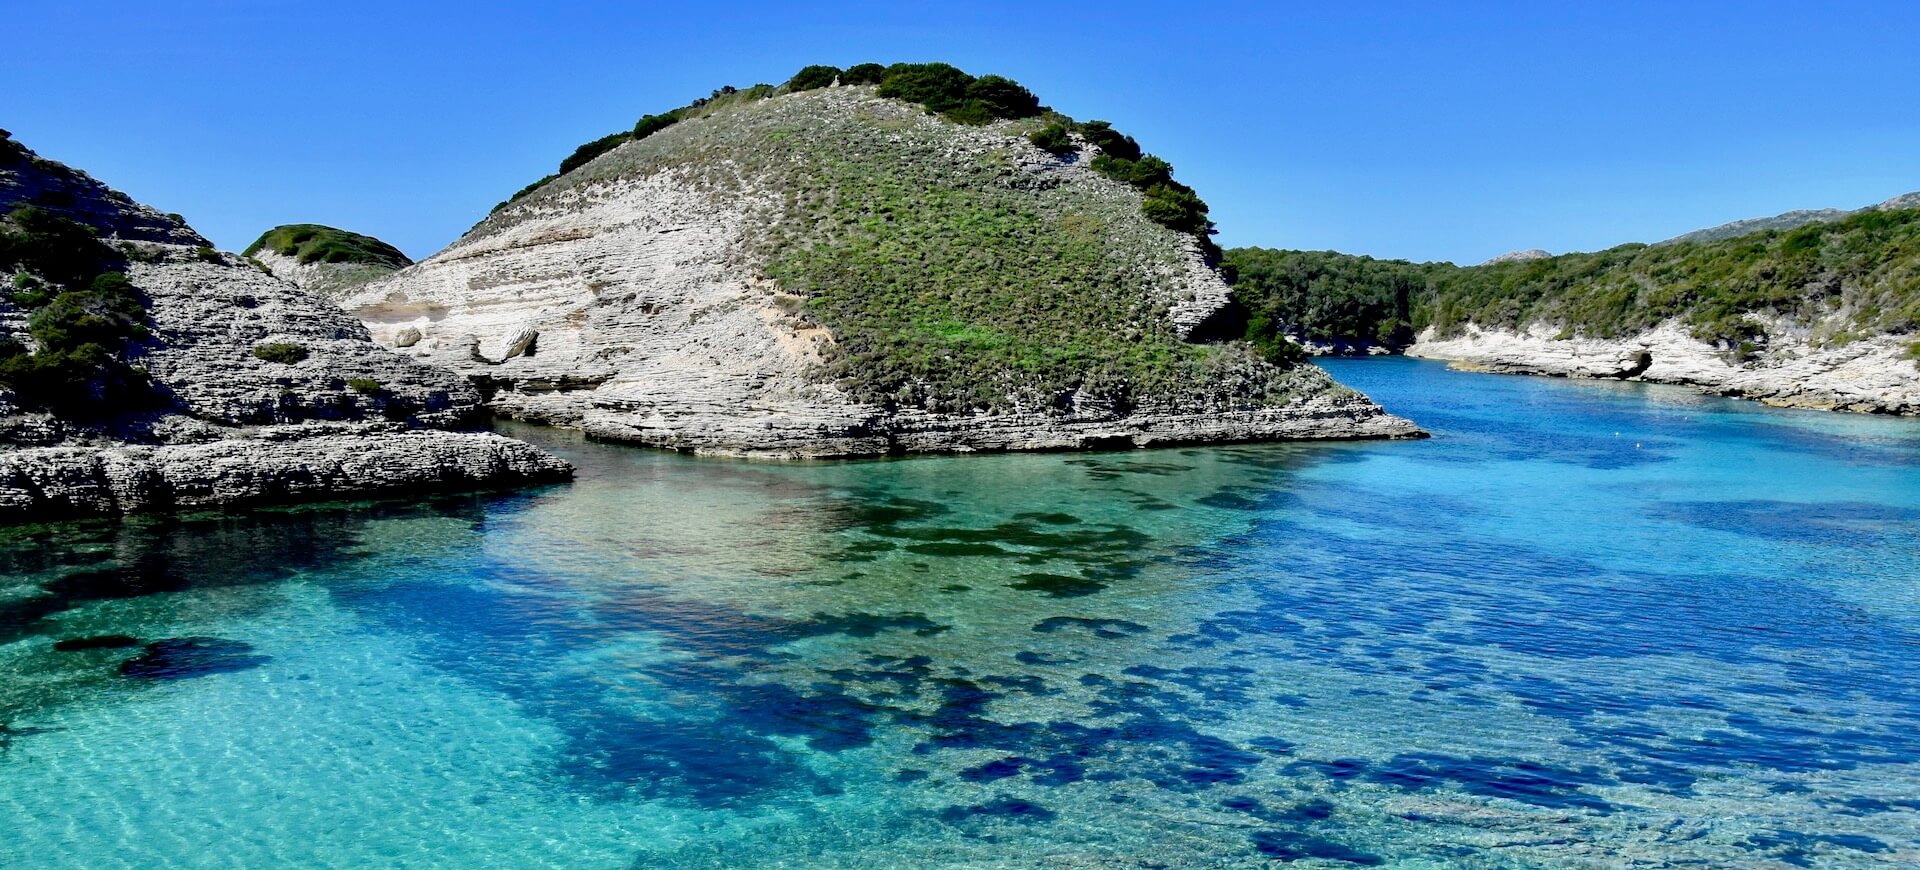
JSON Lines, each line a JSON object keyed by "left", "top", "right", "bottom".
{"left": 1406, "top": 323, "right": 1918, "bottom": 415}
{"left": 0, "top": 427, "right": 568, "bottom": 522}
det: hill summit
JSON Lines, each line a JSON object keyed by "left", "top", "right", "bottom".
{"left": 340, "top": 63, "right": 1416, "bottom": 455}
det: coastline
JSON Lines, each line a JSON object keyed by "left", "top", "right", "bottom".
{"left": 1402, "top": 322, "right": 1918, "bottom": 415}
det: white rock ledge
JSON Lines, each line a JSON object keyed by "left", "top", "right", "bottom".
{"left": 0, "top": 429, "right": 572, "bottom": 522}
{"left": 1408, "top": 323, "right": 1919, "bottom": 415}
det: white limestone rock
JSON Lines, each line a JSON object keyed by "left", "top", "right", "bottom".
{"left": 1409, "top": 322, "right": 1919, "bottom": 414}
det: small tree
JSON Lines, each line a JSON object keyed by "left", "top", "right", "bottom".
{"left": 964, "top": 75, "right": 1041, "bottom": 119}
{"left": 1028, "top": 123, "right": 1074, "bottom": 155}
{"left": 842, "top": 63, "right": 887, "bottom": 85}
{"left": 787, "top": 64, "right": 842, "bottom": 91}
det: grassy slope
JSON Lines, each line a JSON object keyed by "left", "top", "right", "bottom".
{"left": 485, "top": 88, "right": 1318, "bottom": 415}
{"left": 1229, "top": 206, "right": 1920, "bottom": 352}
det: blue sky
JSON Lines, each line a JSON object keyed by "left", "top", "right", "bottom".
{"left": 5, "top": 1, "right": 1917, "bottom": 264}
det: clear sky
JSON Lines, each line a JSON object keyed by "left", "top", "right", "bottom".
{"left": 5, "top": 1, "right": 1917, "bottom": 265}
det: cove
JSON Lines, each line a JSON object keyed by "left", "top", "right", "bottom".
{"left": 2, "top": 357, "right": 1918, "bottom": 867}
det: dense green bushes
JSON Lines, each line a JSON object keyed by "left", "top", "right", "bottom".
{"left": 1224, "top": 249, "right": 1425, "bottom": 351}
{"left": 786, "top": 64, "right": 842, "bottom": 91}
{"left": 1028, "top": 123, "right": 1073, "bottom": 155}
{"left": 558, "top": 133, "right": 630, "bottom": 175}
{"left": 0, "top": 207, "right": 154, "bottom": 414}
{"left": 1228, "top": 206, "right": 1920, "bottom": 354}
{"left": 243, "top": 224, "right": 410, "bottom": 269}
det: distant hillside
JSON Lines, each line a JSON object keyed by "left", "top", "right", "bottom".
{"left": 1664, "top": 191, "right": 1920, "bottom": 244}
{"left": 1231, "top": 202, "right": 1920, "bottom": 353}
{"left": 1227, "top": 200, "right": 1920, "bottom": 413}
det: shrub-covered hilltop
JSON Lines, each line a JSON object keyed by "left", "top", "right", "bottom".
{"left": 345, "top": 62, "right": 1417, "bottom": 455}
{"left": 1227, "top": 203, "right": 1920, "bottom": 413}
{"left": 0, "top": 129, "right": 566, "bottom": 521}
{"left": 245, "top": 223, "right": 412, "bottom": 300}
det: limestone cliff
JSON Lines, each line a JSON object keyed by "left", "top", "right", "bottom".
{"left": 0, "top": 132, "right": 569, "bottom": 521}
{"left": 342, "top": 84, "right": 1417, "bottom": 457}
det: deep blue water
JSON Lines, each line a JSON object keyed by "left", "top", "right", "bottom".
{"left": 3, "top": 358, "right": 1919, "bottom": 867}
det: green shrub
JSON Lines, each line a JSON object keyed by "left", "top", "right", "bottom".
{"left": 1075, "top": 121, "right": 1141, "bottom": 161}
{"left": 787, "top": 64, "right": 842, "bottom": 91}
{"left": 346, "top": 377, "right": 383, "bottom": 394}
{"left": 875, "top": 62, "right": 975, "bottom": 112}
{"left": 841, "top": 63, "right": 887, "bottom": 85}
{"left": 1140, "top": 184, "right": 1212, "bottom": 235}
{"left": 963, "top": 75, "right": 1041, "bottom": 119}
{"left": 632, "top": 112, "right": 679, "bottom": 140}
{"left": 1028, "top": 123, "right": 1074, "bottom": 154}
{"left": 939, "top": 100, "right": 997, "bottom": 125}
{"left": 0, "top": 206, "right": 114, "bottom": 287}
{"left": 492, "top": 174, "right": 558, "bottom": 213}
{"left": 252, "top": 342, "right": 309, "bottom": 364}
{"left": 558, "top": 132, "right": 630, "bottom": 175}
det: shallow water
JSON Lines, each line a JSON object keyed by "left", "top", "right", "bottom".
{"left": 4, "top": 358, "right": 1919, "bottom": 868}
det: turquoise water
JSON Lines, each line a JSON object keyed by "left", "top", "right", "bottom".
{"left": 3, "top": 358, "right": 1919, "bottom": 867}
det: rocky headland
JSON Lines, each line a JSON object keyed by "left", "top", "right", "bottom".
{"left": 0, "top": 132, "right": 569, "bottom": 522}
{"left": 334, "top": 68, "right": 1418, "bottom": 457}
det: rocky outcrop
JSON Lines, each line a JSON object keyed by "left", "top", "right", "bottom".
{"left": 0, "top": 428, "right": 566, "bottom": 521}
{"left": 0, "top": 137, "right": 570, "bottom": 522}
{"left": 1481, "top": 249, "right": 1551, "bottom": 265}
{"left": 344, "top": 86, "right": 1417, "bottom": 456}
{"left": 1409, "top": 323, "right": 1919, "bottom": 414}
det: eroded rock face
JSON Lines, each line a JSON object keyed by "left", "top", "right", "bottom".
{"left": 0, "top": 139, "right": 570, "bottom": 521}
{"left": 347, "top": 88, "right": 1418, "bottom": 456}
{"left": 1409, "top": 323, "right": 1919, "bottom": 414}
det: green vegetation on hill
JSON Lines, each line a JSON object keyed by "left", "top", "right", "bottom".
{"left": 1228, "top": 207, "right": 1920, "bottom": 354}
{"left": 244, "top": 224, "right": 411, "bottom": 269}
{"left": 513, "top": 84, "right": 1302, "bottom": 414}
{"left": 496, "top": 63, "right": 1216, "bottom": 247}
{"left": 0, "top": 206, "right": 155, "bottom": 415}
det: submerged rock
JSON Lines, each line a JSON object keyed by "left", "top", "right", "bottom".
{"left": 52, "top": 634, "right": 142, "bottom": 651}
{"left": 119, "top": 637, "right": 269, "bottom": 680}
